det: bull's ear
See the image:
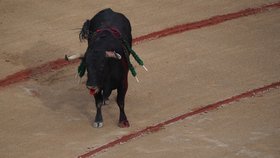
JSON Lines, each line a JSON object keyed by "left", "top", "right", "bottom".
{"left": 105, "top": 51, "right": 121, "bottom": 60}
{"left": 79, "top": 19, "right": 91, "bottom": 42}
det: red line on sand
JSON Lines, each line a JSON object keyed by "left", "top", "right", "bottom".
{"left": 0, "top": 59, "right": 79, "bottom": 89}
{"left": 78, "top": 81, "right": 280, "bottom": 158}
{"left": 0, "top": 2, "right": 280, "bottom": 89}
{"left": 132, "top": 2, "right": 280, "bottom": 44}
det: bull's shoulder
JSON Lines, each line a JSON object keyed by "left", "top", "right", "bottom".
{"left": 96, "top": 8, "right": 114, "bottom": 16}
{"left": 90, "top": 9, "right": 130, "bottom": 30}
{"left": 91, "top": 8, "right": 130, "bottom": 25}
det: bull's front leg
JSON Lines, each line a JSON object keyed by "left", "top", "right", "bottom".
{"left": 94, "top": 92, "right": 103, "bottom": 128}
{"left": 117, "top": 84, "right": 130, "bottom": 128}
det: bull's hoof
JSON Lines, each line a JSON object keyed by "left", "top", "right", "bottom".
{"left": 93, "top": 122, "right": 103, "bottom": 128}
{"left": 118, "top": 120, "right": 130, "bottom": 128}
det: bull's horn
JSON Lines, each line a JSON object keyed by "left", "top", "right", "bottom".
{"left": 65, "top": 53, "right": 84, "bottom": 61}
{"left": 105, "top": 51, "right": 121, "bottom": 60}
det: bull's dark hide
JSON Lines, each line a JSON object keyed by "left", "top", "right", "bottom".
{"left": 80, "top": 8, "right": 132, "bottom": 128}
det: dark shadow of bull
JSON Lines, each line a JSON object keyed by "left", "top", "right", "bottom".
{"left": 78, "top": 8, "right": 133, "bottom": 128}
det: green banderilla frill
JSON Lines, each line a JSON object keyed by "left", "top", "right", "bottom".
{"left": 122, "top": 39, "right": 144, "bottom": 66}
{"left": 122, "top": 39, "right": 147, "bottom": 81}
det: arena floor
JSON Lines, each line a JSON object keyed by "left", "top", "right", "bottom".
{"left": 1, "top": 1, "right": 280, "bottom": 158}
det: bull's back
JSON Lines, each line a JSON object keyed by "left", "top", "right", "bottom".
{"left": 90, "top": 8, "right": 132, "bottom": 44}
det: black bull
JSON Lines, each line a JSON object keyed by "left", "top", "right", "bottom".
{"left": 80, "top": 8, "right": 132, "bottom": 128}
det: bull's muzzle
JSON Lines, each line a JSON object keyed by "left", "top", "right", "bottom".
{"left": 87, "top": 86, "right": 100, "bottom": 95}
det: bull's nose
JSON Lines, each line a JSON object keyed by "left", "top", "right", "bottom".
{"left": 86, "top": 80, "right": 97, "bottom": 88}
{"left": 86, "top": 85, "right": 94, "bottom": 89}
{"left": 87, "top": 85, "right": 98, "bottom": 90}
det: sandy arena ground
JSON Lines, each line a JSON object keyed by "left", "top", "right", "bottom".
{"left": 0, "top": 0, "right": 280, "bottom": 158}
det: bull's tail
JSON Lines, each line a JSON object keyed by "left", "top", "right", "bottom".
{"left": 79, "top": 19, "right": 91, "bottom": 41}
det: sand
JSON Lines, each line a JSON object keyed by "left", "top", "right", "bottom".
{"left": 0, "top": 1, "right": 279, "bottom": 157}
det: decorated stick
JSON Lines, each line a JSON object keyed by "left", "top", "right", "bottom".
{"left": 128, "top": 62, "right": 139, "bottom": 82}
{"left": 123, "top": 40, "right": 148, "bottom": 72}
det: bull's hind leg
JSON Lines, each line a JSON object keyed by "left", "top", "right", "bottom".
{"left": 117, "top": 85, "right": 130, "bottom": 128}
{"left": 94, "top": 92, "right": 103, "bottom": 128}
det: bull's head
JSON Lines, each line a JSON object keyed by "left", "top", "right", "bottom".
{"left": 85, "top": 50, "right": 121, "bottom": 95}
